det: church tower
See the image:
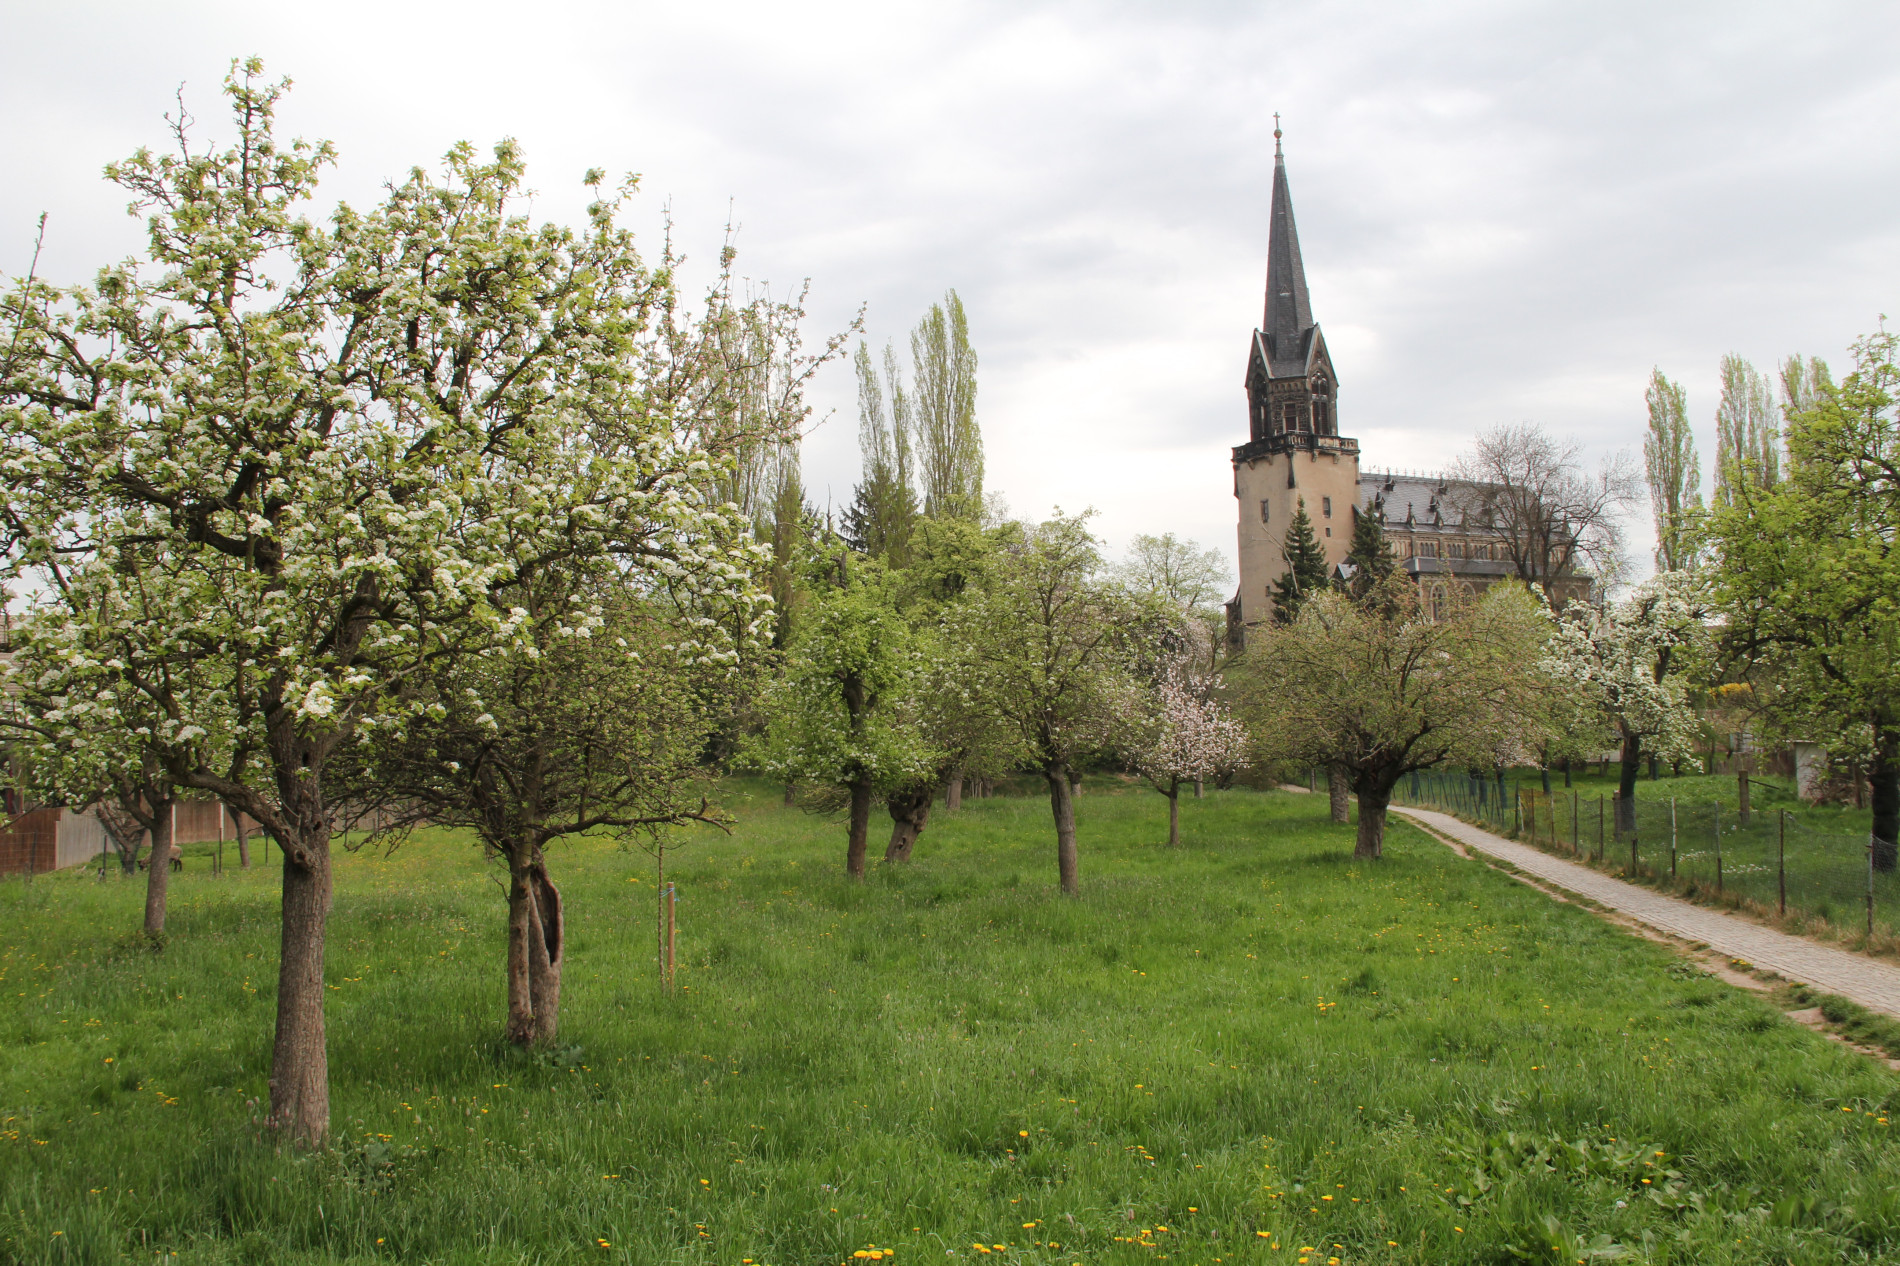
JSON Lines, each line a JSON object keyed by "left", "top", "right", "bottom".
{"left": 1230, "top": 125, "right": 1359, "bottom": 636}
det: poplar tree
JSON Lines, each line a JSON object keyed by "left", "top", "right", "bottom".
{"left": 910, "top": 291, "right": 983, "bottom": 520}
{"left": 1271, "top": 499, "right": 1329, "bottom": 622}
{"left": 844, "top": 340, "right": 918, "bottom": 563}
{"left": 1714, "top": 354, "right": 1780, "bottom": 502}
{"left": 1643, "top": 368, "right": 1702, "bottom": 571}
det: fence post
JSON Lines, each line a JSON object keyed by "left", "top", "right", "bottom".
{"left": 1597, "top": 796, "right": 1605, "bottom": 862}
{"left": 1869, "top": 835, "right": 1877, "bottom": 941}
{"left": 1630, "top": 820, "right": 1638, "bottom": 877}
{"left": 1573, "top": 791, "right": 1580, "bottom": 855}
{"left": 665, "top": 882, "right": 678, "bottom": 993}
{"left": 1778, "top": 810, "right": 1786, "bottom": 917}
{"left": 1739, "top": 769, "right": 1751, "bottom": 828}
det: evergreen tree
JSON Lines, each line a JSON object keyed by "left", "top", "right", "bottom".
{"left": 1341, "top": 503, "right": 1396, "bottom": 601}
{"left": 1271, "top": 498, "right": 1329, "bottom": 623}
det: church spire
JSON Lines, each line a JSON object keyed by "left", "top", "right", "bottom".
{"left": 1263, "top": 124, "right": 1314, "bottom": 359}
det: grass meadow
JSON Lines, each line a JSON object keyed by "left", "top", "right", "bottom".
{"left": 3, "top": 781, "right": 1899, "bottom": 1265}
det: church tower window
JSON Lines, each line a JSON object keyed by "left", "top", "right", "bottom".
{"left": 1260, "top": 499, "right": 1270, "bottom": 525}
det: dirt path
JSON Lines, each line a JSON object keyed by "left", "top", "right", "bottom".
{"left": 1393, "top": 804, "right": 1900, "bottom": 1021}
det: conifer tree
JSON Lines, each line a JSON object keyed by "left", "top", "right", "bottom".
{"left": 1271, "top": 498, "right": 1329, "bottom": 623}
{"left": 1342, "top": 503, "right": 1396, "bottom": 601}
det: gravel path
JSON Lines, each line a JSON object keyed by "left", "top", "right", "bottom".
{"left": 1392, "top": 804, "right": 1900, "bottom": 1019}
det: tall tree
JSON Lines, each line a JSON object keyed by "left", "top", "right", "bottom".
{"left": 1239, "top": 578, "right": 1550, "bottom": 858}
{"left": 1710, "top": 328, "right": 1900, "bottom": 865}
{"left": 910, "top": 291, "right": 983, "bottom": 520}
{"left": 1714, "top": 353, "right": 1780, "bottom": 502}
{"left": 1270, "top": 498, "right": 1329, "bottom": 622}
{"left": 1449, "top": 423, "right": 1639, "bottom": 603}
{"left": 1779, "top": 354, "right": 1833, "bottom": 424}
{"left": 843, "top": 340, "right": 918, "bottom": 564}
{"left": 946, "top": 513, "right": 1144, "bottom": 894}
{"left": 1644, "top": 369, "right": 1703, "bottom": 572}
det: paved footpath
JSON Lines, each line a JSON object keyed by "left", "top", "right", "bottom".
{"left": 1391, "top": 804, "right": 1900, "bottom": 1019}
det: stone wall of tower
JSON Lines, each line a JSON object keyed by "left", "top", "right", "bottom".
{"left": 1232, "top": 442, "right": 1360, "bottom": 627}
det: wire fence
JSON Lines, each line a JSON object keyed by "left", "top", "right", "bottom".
{"left": 1394, "top": 770, "right": 1900, "bottom": 941}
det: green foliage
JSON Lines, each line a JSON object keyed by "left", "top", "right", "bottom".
{"left": 1644, "top": 367, "right": 1702, "bottom": 572}
{"left": 4, "top": 786, "right": 1899, "bottom": 1263}
{"left": 1271, "top": 498, "right": 1330, "bottom": 623}
{"left": 844, "top": 340, "right": 919, "bottom": 566}
{"left": 1342, "top": 503, "right": 1396, "bottom": 601}
{"left": 910, "top": 290, "right": 983, "bottom": 521}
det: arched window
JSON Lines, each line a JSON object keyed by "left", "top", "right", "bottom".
{"left": 1311, "top": 376, "right": 1334, "bottom": 435}
{"left": 1282, "top": 400, "right": 1306, "bottom": 432}
{"left": 1429, "top": 584, "right": 1446, "bottom": 623}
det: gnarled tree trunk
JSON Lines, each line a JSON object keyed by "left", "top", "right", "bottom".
{"left": 1328, "top": 763, "right": 1350, "bottom": 824}
{"left": 885, "top": 786, "right": 931, "bottom": 862}
{"left": 1046, "top": 764, "right": 1079, "bottom": 895}
{"left": 526, "top": 857, "right": 563, "bottom": 1045}
{"left": 1353, "top": 772, "right": 1395, "bottom": 859}
{"left": 846, "top": 777, "right": 873, "bottom": 879}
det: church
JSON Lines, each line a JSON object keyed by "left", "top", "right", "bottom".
{"left": 1227, "top": 129, "right": 1584, "bottom": 640}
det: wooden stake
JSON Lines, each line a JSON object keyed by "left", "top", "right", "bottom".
{"left": 666, "top": 883, "right": 678, "bottom": 993}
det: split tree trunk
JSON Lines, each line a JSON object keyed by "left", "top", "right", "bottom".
{"left": 845, "top": 778, "right": 873, "bottom": 879}
{"left": 142, "top": 795, "right": 177, "bottom": 937}
{"left": 526, "top": 859, "right": 563, "bottom": 1045}
{"left": 1046, "top": 766, "right": 1080, "bottom": 895}
{"left": 885, "top": 786, "right": 931, "bottom": 862}
{"left": 1327, "top": 764, "right": 1350, "bottom": 824}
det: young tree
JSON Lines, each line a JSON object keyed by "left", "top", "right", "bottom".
{"left": 1449, "top": 423, "right": 1639, "bottom": 601}
{"left": 1710, "top": 328, "right": 1900, "bottom": 864}
{"left": 945, "top": 513, "right": 1143, "bottom": 893}
{"left": 759, "top": 551, "right": 938, "bottom": 878}
{"left": 910, "top": 291, "right": 983, "bottom": 520}
{"left": 1714, "top": 353, "right": 1780, "bottom": 501}
{"left": 1113, "top": 644, "right": 1249, "bottom": 847}
{"left": 363, "top": 586, "right": 733, "bottom": 1046}
{"left": 1544, "top": 572, "right": 1711, "bottom": 833}
{"left": 1238, "top": 579, "right": 1550, "bottom": 858}
{"left": 1271, "top": 498, "right": 1329, "bottom": 622}
{"left": 1644, "top": 369, "right": 1702, "bottom": 572}
{"left": 0, "top": 64, "right": 834, "bottom": 1142}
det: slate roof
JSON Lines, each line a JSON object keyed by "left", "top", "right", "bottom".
{"left": 1261, "top": 152, "right": 1315, "bottom": 377}
{"left": 1357, "top": 471, "right": 1493, "bottom": 530}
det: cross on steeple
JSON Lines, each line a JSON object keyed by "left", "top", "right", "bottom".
{"left": 1273, "top": 112, "right": 1282, "bottom": 159}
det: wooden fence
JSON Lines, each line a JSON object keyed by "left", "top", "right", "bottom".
{"left": 0, "top": 808, "right": 59, "bottom": 877}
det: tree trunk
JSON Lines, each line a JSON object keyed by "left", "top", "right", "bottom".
{"left": 505, "top": 846, "right": 536, "bottom": 1045}
{"left": 268, "top": 820, "right": 332, "bottom": 1146}
{"left": 1046, "top": 766, "right": 1080, "bottom": 895}
{"left": 236, "top": 817, "right": 251, "bottom": 870}
{"left": 846, "top": 778, "right": 873, "bottom": 879}
{"left": 526, "top": 857, "right": 563, "bottom": 1045}
{"left": 1563, "top": 758, "right": 1572, "bottom": 789}
{"left": 1871, "top": 726, "right": 1900, "bottom": 872}
{"left": 783, "top": 782, "right": 796, "bottom": 807}
{"left": 1167, "top": 787, "right": 1180, "bottom": 848}
{"left": 142, "top": 795, "right": 177, "bottom": 937}
{"left": 1540, "top": 766, "right": 1551, "bottom": 795}
{"left": 1353, "top": 776, "right": 1393, "bottom": 859}
{"left": 1649, "top": 753, "right": 1660, "bottom": 781}
{"left": 1069, "top": 772, "right": 1082, "bottom": 797}
{"left": 945, "top": 768, "right": 964, "bottom": 811}
{"left": 884, "top": 786, "right": 931, "bottom": 862}
{"left": 1328, "top": 764, "right": 1350, "bottom": 824}
{"left": 1616, "top": 731, "right": 1641, "bottom": 834}
{"left": 1193, "top": 778, "right": 1203, "bottom": 800}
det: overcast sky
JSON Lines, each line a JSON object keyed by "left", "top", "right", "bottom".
{"left": 4, "top": 1, "right": 1895, "bottom": 582}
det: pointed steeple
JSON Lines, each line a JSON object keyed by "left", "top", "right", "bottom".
{"left": 1263, "top": 117, "right": 1315, "bottom": 370}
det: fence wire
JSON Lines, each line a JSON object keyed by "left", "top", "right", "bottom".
{"left": 1394, "top": 771, "right": 1900, "bottom": 940}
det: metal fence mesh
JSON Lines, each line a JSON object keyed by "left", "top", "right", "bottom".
{"left": 1393, "top": 771, "right": 1899, "bottom": 939}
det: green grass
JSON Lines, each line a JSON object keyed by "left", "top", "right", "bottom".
{"left": 4, "top": 781, "right": 1900, "bottom": 1264}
